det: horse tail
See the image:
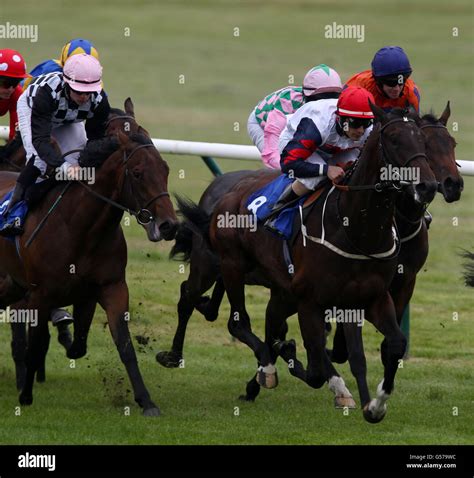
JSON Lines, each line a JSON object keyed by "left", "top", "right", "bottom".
{"left": 169, "top": 221, "right": 193, "bottom": 262}
{"left": 171, "top": 195, "right": 213, "bottom": 257}
{"left": 461, "top": 249, "right": 474, "bottom": 287}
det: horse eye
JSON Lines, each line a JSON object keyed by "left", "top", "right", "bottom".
{"left": 132, "top": 170, "right": 142, "bottom": 179}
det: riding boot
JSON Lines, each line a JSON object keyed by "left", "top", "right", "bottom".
{"left": 4, "top": 159, "right": 41, "bottom": 215}
{"left": 264, "top": 183, "right": 300, "bottom": 230}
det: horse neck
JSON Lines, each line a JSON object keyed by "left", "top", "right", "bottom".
{"left": 74, "top": 152, "right": 126, "bottom": 235}
{"left": 338, "top": 128, "right": 396, "bottom": 251}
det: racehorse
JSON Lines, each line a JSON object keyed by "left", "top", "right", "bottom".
{"left": 158, "top": 104, "right": 461, "bottom": 378}
{"left": 170, "top": 104, "right": 438, "bottom": 422}
{"left": 1, "top": 98, "right": 150, "bottom": 387}
{"left": 0, "top": 130, "right": 178, "bottom": 415}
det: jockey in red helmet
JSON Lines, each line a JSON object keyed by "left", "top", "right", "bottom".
{"left": 265, "top": 86, "right": 374, "bottom": 226}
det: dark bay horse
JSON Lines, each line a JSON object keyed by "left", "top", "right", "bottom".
{"left": 0, "top": 130, "right": 178, "bottom": 415}
{"left": 173, "top": 105, "right": 437, "bottom": 422}
{"left": 158, "top": 104, "right": 460, "bottom": 375}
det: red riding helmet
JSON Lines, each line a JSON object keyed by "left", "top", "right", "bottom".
{"left": 0, "top": 49, "right": 28, "bottom": 78}
{"left": 337, "top": 87, "right": 375, "bottom": 118}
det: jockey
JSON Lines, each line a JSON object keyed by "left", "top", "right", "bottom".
{"left": 0, "top": 50, "right": 29, "bottom": 160}
{"left": 1, "top": 53, "right": 110, "bottom": 222}
{"left": 248, "top": 64, "right": 343, "bottom": 169}
{"left": 345, "top": 46, "right": 420, "bottom": 112}
{"left": 22, "top": 38, "right": 100, "bottom": 91}
{"left": 265, "top": 86, "right": 375, "bottom": 223}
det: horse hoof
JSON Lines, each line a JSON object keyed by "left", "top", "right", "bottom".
{"left": 362, "top": 403, "right": 386, "bottom": 424}
{"left": 257, "top": 366, "right": 278, "bottom": 389}
{"left": 143, "top": 406, "right": 161, "bottom": 417}
{"left": 67, "top": 342, "right": 87, "bottom": 360}
{"left": 19, "top": 392, "right": 33, "bottom": 406}
{"left": 58, "top": 329, "right": 73, "bottom": 351}
{"left": 238, "top": 394, "right": 255, "bottom": 402}
{"left": 335, "top": 396, "right": 357, "bottom": 409}
{"left": 155, "top": 351, "right": 181, "bottom": 368}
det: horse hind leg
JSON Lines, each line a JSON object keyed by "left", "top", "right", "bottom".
{"left": 195, "top": 277, "right": 225, "bottom": 322}
{"left": 156, "top": 280, "right": 199, "bottom": 368}
{"left": 11, "top": 322, "right": 27, "bottom": 390}
{"left": 157, "top": 258, "right": 221, "bottom": 368}
{"left": 221, "top": 256, "right": 275, "bottom": 391}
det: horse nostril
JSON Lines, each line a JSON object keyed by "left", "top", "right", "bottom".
{"left": 415, "top": 181, "right": 437, "bottom": 202}
{"left": 159, "top": 221, "right": 178, "bottom": 240}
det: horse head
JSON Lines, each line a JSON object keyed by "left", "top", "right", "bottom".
{"left": 115, "top": 130, "right": 178, "bottom": 241}
{"left": 370, "top": 101, "right": 438, "bottom": 205}
{"left": 420, "top": 102, "right": 463, "bottom": 203}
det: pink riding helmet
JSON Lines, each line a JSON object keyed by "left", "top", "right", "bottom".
{"left": 303, "top": 64, "right": 342, "bottom": 97}
{"left": 63, "top": 53, "right": 102, "bottom": 92}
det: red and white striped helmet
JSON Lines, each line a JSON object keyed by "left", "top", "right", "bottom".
{"left": 337, "top": 86, "right": 375, "bottom": 118}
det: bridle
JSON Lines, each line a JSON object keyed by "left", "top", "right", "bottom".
{"left": 333, "top": 116, "right": 428, "bottom": 193}
{"left": 77, "top": 143, "right": 170, "bottom": 225}
{"left": 105, "top": 114, "right": 136, "bottom": 131}
{"left": 331, "top": 116, "right": 428, "bottom": 260}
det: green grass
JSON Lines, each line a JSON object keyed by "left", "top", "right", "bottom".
{"left": 0, "top": 0, "right": 473, "bottom": 445}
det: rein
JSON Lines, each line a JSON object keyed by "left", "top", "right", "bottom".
{"left": 325, "top": 117, "right": 427, "bottom": 261}
{"left": 77, "top": 143, "right": 169, "bottom": 225}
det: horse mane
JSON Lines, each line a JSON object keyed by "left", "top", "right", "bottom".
{"left": 420, "top": 112, "right": 438, "bottom": 124}
{"left": 78, "top": 136, "right": 120, "bottom": 168}
{"left": 109, "top": 107, "right": 126, "bottom": 116}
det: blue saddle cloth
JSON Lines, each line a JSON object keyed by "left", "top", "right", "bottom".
{"left": 246, "top": 175, "right": 305, "bottom": 240}
{"left": 0, "top": 191, "right": 28, "bottom": 236}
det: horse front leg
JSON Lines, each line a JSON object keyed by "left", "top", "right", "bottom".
{"left": 297, "top": 300, "right": 354, "bottom": 409}
{"left": 99, "top": 281, "right": 159, "bottom": 416}
{"left": 363, "top": 291, "right": 407, "bottom": 424}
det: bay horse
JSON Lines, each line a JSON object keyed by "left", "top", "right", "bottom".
{"left": 0, "top": 130, "right": 178, "bottom": 415}
{"left": 2, "top": 97, "right": 150, "bottom": 387}
{"left": 167, "top": 104, "right": 438, "bottom": 422}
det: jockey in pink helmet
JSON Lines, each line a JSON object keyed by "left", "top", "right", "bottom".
{"left": 248, "top": 64, "right": 342, "bottom": 169}
{"left": 3, "top": 53, "right": 109, "bottom": 221}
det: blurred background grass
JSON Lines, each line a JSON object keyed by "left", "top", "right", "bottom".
{"left": 0, "top": 0, "right": 472, "bottom": 444}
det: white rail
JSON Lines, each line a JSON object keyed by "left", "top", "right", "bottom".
{"left": 1, "top": 126, "right": 473, "bottom": 175}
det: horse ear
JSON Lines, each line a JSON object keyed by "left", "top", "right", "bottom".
{"left": 439, "top": 101, "right": 450, "bottom": 126}
{"left": 116, "top": 130, "right": 129, "bottom": 148}
{"left": 124, "top": 97, "right": 135, "bottom": 118}
{"left": 138, "top": 125, "right": 151, "bottom": 138}
{"left": 369, "top": 99, "right": 385, "bottom": 123}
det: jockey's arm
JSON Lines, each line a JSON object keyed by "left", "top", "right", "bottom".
{"left": 30, "top": 87, "right": 63, "bottom": 167}
{"left": 280, "top": 117, "right": 326, "bottom": 178}
{"left": 85, "top": 91, "right": 111, "bottom": 140}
